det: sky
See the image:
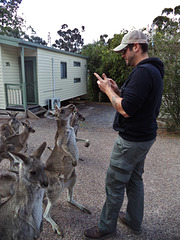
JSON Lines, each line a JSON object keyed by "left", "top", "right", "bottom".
{"left": 18, "top": 0, "right": 179, "bottom": 46}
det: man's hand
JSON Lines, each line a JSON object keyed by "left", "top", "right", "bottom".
{"left": 94, "top": 73, "right": 121, "bottom": 96}
{"left": 94, "top": 72, "right": 129, "bottom": 118}
{"left": 94, "top": 73, "right": 111, "bottom": 94}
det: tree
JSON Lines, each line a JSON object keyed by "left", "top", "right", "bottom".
{"left": 81, "top": 30, "right": 132, "bottom": 102}
{"left": 153, "top": 6, "right": 180, "bottom": 33}
{"left": 100, "top": 32, "right": 131, "bottom": 85}
{"left": 28, "top": 35, "right": 47, "bottom": 45}
{"left": 0, "top": 0, "right": 47, "bottom": 45}
{"left": 0, "top": 0, "right": 25, "bottom": 38}
{"left": 149, "top": 5, "right": 180, "bottom": 130}
{"left": 81, "top": 41, "right": 106, "bottom": 101}
{"left": 52, "top": 24, "right": 85, "bottom": 53}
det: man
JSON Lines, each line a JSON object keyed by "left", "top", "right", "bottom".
{"left": 83, "top": 30, "right": 164, "bottom": 239}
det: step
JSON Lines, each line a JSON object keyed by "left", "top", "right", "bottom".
{"left": 34, "top": 109, "right": 47, "bottom": 116}
{"left": 28, "top": 105, "right": 42, "bottom": 113}
{"left": 27, "top": 106, "right": 47, "bottom": 119}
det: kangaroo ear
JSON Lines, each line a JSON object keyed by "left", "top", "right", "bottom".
{"left": 8, "top": 151, "right": 30, "bottom": 165}
{"left": 33, "top": 142, "right": 47, "bottom": 159}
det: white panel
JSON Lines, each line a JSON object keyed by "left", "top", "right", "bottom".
{"left": 0, "top": 45, "right": 20, "bottom": 109}
{"left": 1, "top": 45, "right": 20, "bottom": 84}
{"left": 37, "top": 48, "right": 87, "bottom": 106}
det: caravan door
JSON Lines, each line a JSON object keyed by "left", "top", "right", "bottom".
{"left": 24, "top": 57, "right": 38, "bottom": 105}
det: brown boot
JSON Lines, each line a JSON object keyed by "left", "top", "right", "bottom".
{"left": 83, "top": 226, "right": 116, "bottom": 240}
{"left": 118, "top": 211, "right": 142, "bottom": 235}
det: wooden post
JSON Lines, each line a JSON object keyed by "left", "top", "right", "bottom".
{"left": 21, "top": 46, "right": 27, "bottom": 116}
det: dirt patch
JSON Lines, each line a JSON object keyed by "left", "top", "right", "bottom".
{"left": 0, "top": 102, "right": 179, "bottom": 240}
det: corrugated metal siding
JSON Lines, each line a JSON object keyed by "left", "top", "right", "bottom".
{"left": 1, "top": 45, "right": 20, "bottom": 84}
{"left": 37, "top": 48, "right": 87, "bottom": 106}
{"left": 0, "top": 45, "right": 20, "bottom": 109}
{"left": 24, "top": 48, "right": 37, "bottom": 57}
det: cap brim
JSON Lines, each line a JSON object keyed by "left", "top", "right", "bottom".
{"left": 113, "top": 43, "right": 128, "bottom": 52}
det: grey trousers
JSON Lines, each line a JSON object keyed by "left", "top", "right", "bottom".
{"left": 98, "top": 135, "right": 155, "bottom": 233}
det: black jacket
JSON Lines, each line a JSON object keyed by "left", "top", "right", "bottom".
{"left": 113, "top": 57, "right": 164, "bottom": 142}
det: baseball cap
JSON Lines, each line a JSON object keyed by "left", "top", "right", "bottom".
{"left": 113, "top": 30, "right": 149, "bottom": 52}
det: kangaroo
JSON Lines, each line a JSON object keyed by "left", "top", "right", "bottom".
{"left": 2, "top": 120, "right": 35, "bottom": 152}
{"left": 0, "top": 112, "right": 21, "bottom": 140}
{"left": 44, "top": 104, "right": 91, "bottom": 236}
{"left": 0, "top": 120, "right": 35, "bottom": 169}
{"left": 70, "top": 107, "right": 90, "bottom": 148}
{"left": 70, "top": 107, "right": 85, "bottom": 136}
{"left": 0, "top": 142, "right": 48, "bottom": 240}
{"left": 47, "top": 107, "right": 90, "bottom": 155}
{"left": 7, "top": 112, "right": 21, "bottom": 134}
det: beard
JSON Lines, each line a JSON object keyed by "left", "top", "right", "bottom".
{"left": 125, "top": 55, "right": 134, "bottom": 67}
{"left": 123, "top": 49, "right": 136, "bottom": 67}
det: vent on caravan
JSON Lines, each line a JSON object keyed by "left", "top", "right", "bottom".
{"left": 48, "top": 98, "right": 61, "bottom": 110}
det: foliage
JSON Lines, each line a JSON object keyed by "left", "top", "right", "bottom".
{"left": 0, "top": 0, "right": 47, "bottom": 45}
{"left": 101, "top": 32, "right": 131, "bottom": 85}
{"left": 28, "top": 35, "right": 47, "bottom": 45}
{"left": 81, "top": 30, "right": 131, "bottom": 101}
{"left": 81, "top": 41, "right": 106, "bottom": 101}
{"left": 0, "top": 0, "right": 25, "bottom": 38}
{"left": 52, "top": 24, "right": 85, "bottom": 53}
{"left": 153, "top": 6, "right": 180, "bottom": 33}
{"left": 149, "top": 5, "right": 180, "bottom": 130}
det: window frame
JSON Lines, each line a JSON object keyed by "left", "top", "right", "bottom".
{"left": 61, "top": 61, "right": 67, "bottom": 79}
{"left": 73, "top": 61, "right": 81, "bottom": 67}
{"left": 74, "top": 78, "right": 81, "bottom": 83}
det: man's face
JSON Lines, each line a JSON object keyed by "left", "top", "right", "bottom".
{"left": 121, "top": 46, "right": 136, "bottom": 67}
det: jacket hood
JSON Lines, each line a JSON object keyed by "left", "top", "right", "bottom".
{"left": 138, "top": 57, "right": 164, "bottom": 78}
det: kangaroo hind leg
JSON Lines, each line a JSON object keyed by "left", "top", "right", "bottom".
{"left": 66, "top": 170, "right": 91, "bottom": 214}
{"left": 44, "top": 179, "right": 64, "bottom": 236}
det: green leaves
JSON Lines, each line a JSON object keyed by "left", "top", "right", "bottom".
{"left": 0, "top": 0, "right": 47, "bottom": 44}
{"left": 0, "top": 0, "right": 24, "bottom": 38}
{"left": 52, "top": 24, "right": 84, "bottom": 53}
{"left": 81, "top": 30, "right": 131, "bottom": 102}
{"left": 149, "top": 6, "right": 180, "bottom": 130}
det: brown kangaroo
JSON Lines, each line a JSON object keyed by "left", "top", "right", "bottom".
{"left": 44, "top": 104, "right": 91, "bottom": 236}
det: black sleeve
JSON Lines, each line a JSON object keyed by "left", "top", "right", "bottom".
{"left": 121, "top": 67, "right": 152, "bottom": 116}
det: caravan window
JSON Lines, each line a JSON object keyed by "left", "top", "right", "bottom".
{"left": 74, "top": 78, "right": 81, "bottom": 83}
{"left": 74, "top": 61, "right": 81, "bottom": 67}
{"left": 61, "top": 62, "right": 67, "bottom": 79}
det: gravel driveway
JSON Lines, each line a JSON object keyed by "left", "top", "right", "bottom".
{"left": 0, "top": 102, "right": 179, "bottom": 240}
